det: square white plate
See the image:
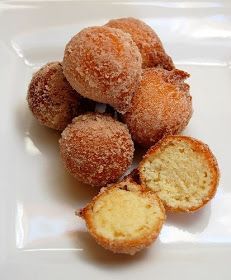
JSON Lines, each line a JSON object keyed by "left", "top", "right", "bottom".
{"left": 0, "top": 1, "right": 231, "bottom": 279}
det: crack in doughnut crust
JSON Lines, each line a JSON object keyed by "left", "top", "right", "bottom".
{"left": 27, "top": 62, "right": 81, "bottom": 131}
{"left": 139, "top": 135, "right": 220, "bottom": 212}
{"left": 105, "top": 17, "right": 174, "bottom": 70}
{"left": 123, "top": 68, "right": 193, "bottom": 147}
{"left": 78, "top": 178, "right": 166, "bottom": 255}
{"left": 59, "top": 113, "right": 134, "bottom": 187}
{"left": 63, "top": 26, "right": 142, "bottom": 114}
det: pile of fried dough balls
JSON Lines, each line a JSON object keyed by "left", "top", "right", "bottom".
{"left": 28, "top": 18, "right": 192, "bottom": 187}
{"left": 27, "top": 18, "right": 219, "bottom": 256}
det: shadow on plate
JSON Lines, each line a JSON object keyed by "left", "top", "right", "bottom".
{"left": 15, "top": 103, "right": 99, "bottom": 206}
{"left": 28, "top": 120, "right": 99, "bottom": 205}
{"left": 166, "top": 204, "right": 211, "bottom": 234}
{"left": 45, "top": 162, "right": 100, "bottom": 206}
{"left": 14, "top": 102, "right": 60, "bottom": 155}
{"left": 70, "top": 230, "right": 157, "bottom": 266}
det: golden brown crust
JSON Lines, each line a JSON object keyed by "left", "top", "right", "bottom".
{"left": 123, "top": 68, "right": 193, "bottom": 147}
{"left": 27, "top": 62, "right": 81, "bottom": 131}
{"left": 63, "top": 26, "right": 142, "bottom": 114}
{"left": 59, "top": 113, "right": 134, "bottom": 187}
{"left": 105, "top": 17, "right": 174, "bottom": 70}
{"left": 78, "top": 180, "right": 166, "bottom": 255}
{"left": 138, "top": 135, "right": 220, "bottom": 212}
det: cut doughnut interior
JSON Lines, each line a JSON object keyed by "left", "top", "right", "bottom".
{"left": 139, "top": 136, "right": 219, "bottom": 212}
{"left": 79, "top": 179, "right": 165, "bottom": 254}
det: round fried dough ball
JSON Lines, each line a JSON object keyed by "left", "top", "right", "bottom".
{"left": 59, "top": 113, "right": 134, "bottom": 187}
{"left": 62, "top": 26, "right": 142, "bottom": 114}
{"left": 27, "top": 62, "right": 81, "bottom": 131}
{"left": 105, "top": 17, "right": 174, "bottom": 70}
{"left": 123, "top": 68, "right": 193, "bottom": 147}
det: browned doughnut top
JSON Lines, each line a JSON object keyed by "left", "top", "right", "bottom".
{"left": 124, "top": 68, "right": 193, "bottom": 147}
{"left": 27, "top": 62, "right": 80, "bottom": 130}
{"left": 59, "top": 113, "right": 134, "bottom": 187}
{"left": 62, "top": 26, "right": 142, "bottom": 114}
{"left": 105, "top": 17, "right": 174, "bottom": 70}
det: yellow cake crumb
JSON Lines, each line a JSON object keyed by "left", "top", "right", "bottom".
{"left": 139, "top": 135, "right": 220, "bottom": 212}
{"left": 79, "top": 179, "right": 165, "bottom": 254}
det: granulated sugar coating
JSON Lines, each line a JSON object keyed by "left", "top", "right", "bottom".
{"left": 62, "top": 26, "right": 142, "bottom": 114}
{"left": 124, "top": 68, "right": 193, "bottom": 147}
{"left": 105, "top": 17, "right": 174, "bottom": 70}
{"left": 27, "top": 62, "right": 81, "bottom": 131}
{"left": 59, "top": 113, "right": 134, "bottom": 187}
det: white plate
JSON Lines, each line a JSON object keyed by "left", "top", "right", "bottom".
{"left": 0, "top": 1, "right": 231, "bottom": 279}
